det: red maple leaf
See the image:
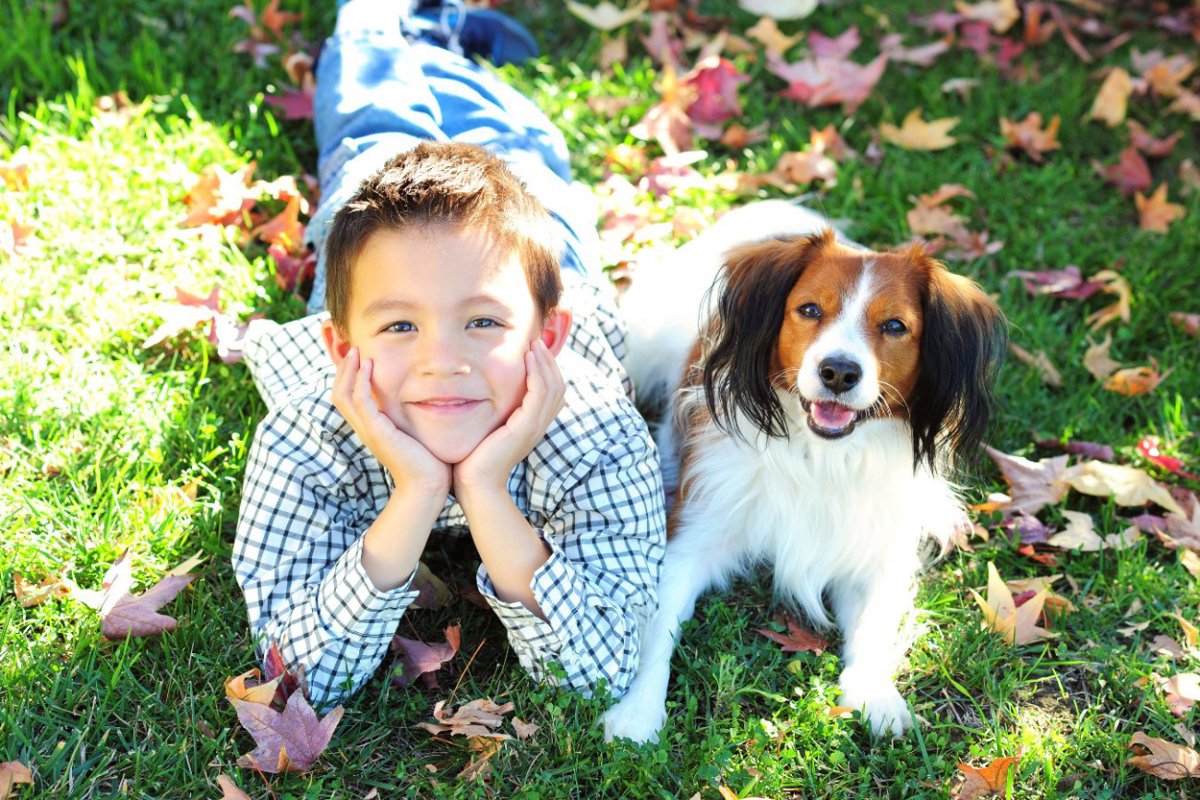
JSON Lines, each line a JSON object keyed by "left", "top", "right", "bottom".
{"left": 1093, "top": 146, "right": 1152, "bottom": 197}
{"left": 756, "top": 614, "right": 828, "bottom": 654}
{"left": 233, "top": 692, "right": 343, "bottom": 773}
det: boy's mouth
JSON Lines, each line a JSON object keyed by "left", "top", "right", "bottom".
{"left": 408, "top": 397, "right": 484, "bottom": 415}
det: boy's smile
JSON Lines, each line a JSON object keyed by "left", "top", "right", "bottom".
{"left": 326, "top": 223, "right": 557, "bottom": 465}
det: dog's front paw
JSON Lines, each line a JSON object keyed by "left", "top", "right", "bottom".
{"left": 603, "top": 697, "right": 666, "bottom": 744}
{"left": 839, "top": 678, "right": 911, "bottom": 737}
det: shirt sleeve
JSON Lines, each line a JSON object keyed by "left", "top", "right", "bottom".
{"left": 475, "top": 424, "right": 666, "bottom": 698}
{"left": 232, "top": 404, "right": 419, "bottom": 709}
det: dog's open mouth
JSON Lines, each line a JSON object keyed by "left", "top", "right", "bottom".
{"left": 801, "top": 399, "right": 862, "bottom": 439}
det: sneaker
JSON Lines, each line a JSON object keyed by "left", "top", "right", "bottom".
{"left": 411, "top": 1, "right": 539, "bottom": 65}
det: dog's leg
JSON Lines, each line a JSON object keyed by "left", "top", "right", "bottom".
{"left": 830, "top": 571, "right": 917, "bottom": 737}
{"left": 602, "top": 545, "right": 720, "bottom": 743}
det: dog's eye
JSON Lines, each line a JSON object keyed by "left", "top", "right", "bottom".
{"left": 881, "top": 319, "right": 908, "bottom": 335}
{"left": 797, "top": 303, "right": 822, "bottom": 319}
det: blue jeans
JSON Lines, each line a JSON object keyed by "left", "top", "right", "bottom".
{"left": 306, "top": 0, "right": 600, "bottom": 314}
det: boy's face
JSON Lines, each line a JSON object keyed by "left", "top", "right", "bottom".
{"left": 325, "top": 224, "right": 566, "bottom": 465}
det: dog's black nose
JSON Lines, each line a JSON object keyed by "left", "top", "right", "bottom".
{"left": 818, "top": 357, "right": 861, "bottom": 394}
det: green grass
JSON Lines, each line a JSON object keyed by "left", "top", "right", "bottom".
{"left": 2, "top": 0, "right": 1199, "bottom": 797}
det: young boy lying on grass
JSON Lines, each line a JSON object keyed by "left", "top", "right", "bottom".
{"left": 233, "top": 0, "right": 665, "bottom": 708}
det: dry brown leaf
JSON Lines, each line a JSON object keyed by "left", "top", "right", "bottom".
{"left": 1083, "top": 333, "right": 1121, "bottom": 380}
{"left": 1172, "top": 612, "right": 1199, "bottom": 648}
{"left": 1086, "top": 67, "right": 1132, "bottom": 127}
{"left": 1180, "top": 160, "right": 1200, "bottom": 195}
{"left": 417, "top": 699, "right": 515, "bottom": 740}
{"left": 1181, "top": 550, "right": 1200, "bottom": 579}
{"left": 1127, "top": 731, "right": 1200, "bottom": 779}
{"left": 1001, "top": 113, "right": 1062, "bottom": 161}
{"left": 1127, "top": 120, "right": 1181, "bottom": 158}
{"left": 1169, "top": 90, "right": 1200, "bottom": 121}
{"left": 955, "top": 756, "right": 1019, "bottom": 800}
{"left": 1084, "top": 269, "right": 1131, "bottom": 331}
{"left": 1103, "top": 361, "right": 1171, "bottom": 396}
{"left": 599, "top": 33, "right": 629, "bottom": 71}
{"left": 458, "top": 737, "right": 504, "bottom": 781}
{"left": 1135, "top": 184, "right": 1187, "bottom": 233}
{"left": 982, "top": 445, "right": 1071, "bottom": 516}
{"left": 1061, "top": 461, "right": 1184, "bottom": 515}
{"left": 12, "top": 573, "right": 71, "bottom": 607}
{"left": 1008, "top": 343, "right": 1062, "bottom": 387}
{"left": 880, "top": 109, "right": 959, "bottom": 150}
{"left": 970, "top": 562, "right": 1058, "bottom": 645}
{"left": 0, "top": 762, "right": 32, "bottom": 800}
{"left": 511, "top": 717, "right": 539, "bottom": 740}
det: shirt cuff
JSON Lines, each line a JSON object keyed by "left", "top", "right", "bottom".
{"left": 476, "top": 544, "right": 581, "bottom": 655}
{"left": 317, "top": 536, "right": 418, "bottom": 642}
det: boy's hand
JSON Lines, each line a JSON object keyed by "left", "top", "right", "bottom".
{"left": 332, "top": 347, "right": 451, "bottom": 497}
{"left": 454, "top": 340, "right": 565, "bottom": 496}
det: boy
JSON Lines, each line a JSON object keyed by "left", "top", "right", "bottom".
{"left": 232, "top": 1, "right": 666, "bottom": 709}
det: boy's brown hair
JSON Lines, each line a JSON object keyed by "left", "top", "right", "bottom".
{"left": 324, "top": 141, "right": 562, "bottom": 332}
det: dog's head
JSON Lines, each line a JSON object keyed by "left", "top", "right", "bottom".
{"left": 701, "top": 230, "right": 1006, "bottom": 470}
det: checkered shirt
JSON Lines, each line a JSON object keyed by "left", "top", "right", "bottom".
{"left": 233, "top": 273, "right": 666, "bottom": 708}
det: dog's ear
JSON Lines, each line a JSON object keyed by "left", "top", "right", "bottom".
{"left": 909, "top": 260, "right": 1006, "bottom": 471}
{"left": 703, "top": 229, "right": 834, "bottom": 441}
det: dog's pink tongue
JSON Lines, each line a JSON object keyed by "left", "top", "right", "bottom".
{"left": 812, "top": 402, "right": 855, "bottom": 428}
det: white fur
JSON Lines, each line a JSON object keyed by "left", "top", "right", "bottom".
{"left": 605, "top": 203, "right": 965, "bottom": 743}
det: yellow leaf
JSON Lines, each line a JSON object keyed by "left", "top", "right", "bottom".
{"left": 971, "top": 562, "right": 1058, "bottom": 645}
{"left": 1087, "top": 68, "right": 1132, "bottom": 127}
{"left": 565, "top": 0, "right": 647, "bottom": 31}
{"left": 1135, "top": 183, "right": 1187, "bottom": 233}
{"left": 880, "top": 108, "right": 960, "bottom": 151}
{"left": 1060, "top": 461, "right": 1184, "bottom": 515}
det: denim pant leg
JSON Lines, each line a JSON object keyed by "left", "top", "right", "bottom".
{"left": 305, "top": 0, "right": 600, "bottom": 314}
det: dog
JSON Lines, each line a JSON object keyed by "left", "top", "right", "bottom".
{"left": 603, "top": 201, "right": 1005, "bottom": 741}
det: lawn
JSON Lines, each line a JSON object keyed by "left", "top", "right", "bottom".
{"left": 2, "top": 0, "right": 1199, "bottom": 798}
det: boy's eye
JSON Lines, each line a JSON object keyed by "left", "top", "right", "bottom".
{"left": 467, "top": 318, "right": 501, "bottom": 329}
{"left": 385, "top": 321, "right": 415, "bottom": 333}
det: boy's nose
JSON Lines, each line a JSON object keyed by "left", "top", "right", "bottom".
{"left": 416, "top": 333, "right": 470, "bottom": 376}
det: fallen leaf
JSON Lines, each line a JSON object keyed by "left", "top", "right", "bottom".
{"left": 1162, "top": 673, "right": 1200, "bottom": 716}
{"left": 746, "top": 17, "right": 803, "bottom": 57}
{"left": 956, "top": 0, "right": 1019, "bottom": 33}
{"left": 982, "top": 446, "right": 1071, "bottom": 516}
{"left": 12, "top": 573, "right": 70, "bottom": 607}
{"left": 100, "top": 572, "right": 196, "bottom": 639}
{"left": 1093, "top": 146, "right": 1152, "bottom": 198}
{"left": 907, "top": 184, "right": 975, "bottom": 239}
{"left": 738, "top": 0, "right": 817, "bottom": 20}
{"left": 1180, "top": 160, "right": 1200, "bottom": 195}
{"left": 0, "top": 762, "right": 32, "bottom": 799}
{"left": 182, "top": 163, "right": 258, "bottom": 228}
{"left": 970, "top": 562, "right": 1058, "bottom": 645}
{"left": 881, "top": 109, "right": 959, "bottom": 151}
{"left": 1006, "top": 574, "right": 1075, "bottom": 614}
{"left": 215, "top": 774, "right": 252, "bottom": 800}
{"left": 251, "top": 194, "right": 306, "bottom": 254}
{"left": 566, "top": 0, "right": 647, "bottom": 31}
{"left": 630, "top": 68, "right": 693, "bottom": 155}
{"left": 756, "top": 614, "right": 828, "bottom": 654}
{"left": 1086, "top": 67, "right": 1132, "bottom": 127}
{"left": 1084, "top": 269, "right": 1131, "bottom": 331}
{"left": 769, "top": 51, "right": 888, "bottom": 114}
{"left": 260, "top": 0, "right": 302, "bottom": 36}
{"left": 1135, "top": 184, "right": 1186, "bottom": 233}
{"left": 1104, "top": 360, "right": 1171, "bottom": 396}
{"left": 459, "top": 736, "right": 504, "bottom": 780}
{"left": 1132, "top": 50, "right": 1196, "bottom": 99}
{"left": 1034, "top": 437, "right": 1114, "bottom": 462}
{"left": 1168, "top": 90, "right": 1200, "bottom": 121}
{"left": 1127, "top": 121, "right": 1181, "bottom": 158}
{"left": 511, "top": 717, "right": 539, "bottom": 740}
{"left": 1008, "top": 265, "right": 1105, "bottom": 299}
{"left": 1008, "top": 343, "right": 1062, "bottom": 387}
{"left": 417, "top": 698, "right": 515, "bottom": 740}
{"left": 1061, "top": 461, "right": 1185, "bottom": 515}
{"left": 880, "top": 33, "right": 951, "bottom": 67}
{"left": 1083, "top": 333, "right": 1121, "bottom": 380}
{"left": 1170, "top": 312, "right": 1199, "bottom": 337}
{"left": 599, "top": 33, "right": 628, "bottom": 71}
{"left": 1154, "top": 634, "right": 1186, "bottom": 660}
{"left": 808, "top": 26, "right": 861, "bottom": 59}
{"left": 392, "top": 625, "right": 462, "bottom": 688}
{"left": 233, "top": 692, "right": 343, "bottom": 773}
{"left": 1046, "top": 510, "right": 1104, "bottom": 551}
{"left": 225, "top": 668, "right": 284, "bottom": 707}
{"left": 1127, "top": 731, "right": 1200, "bottom": 779}
{"left": 1172, "top": 613, "right": 1199, "bottom": 648}
{"left": 681, "top": 56, "right": 749, "bottom": 136}
{"left": 956, "top": 756, "right": 1019, "bottom": 800}
{"left": 1000, "top": 113, "right": 1062, "bottom": 161}
{"left": 0, "top": 149, "right": 31, "bottom": 190}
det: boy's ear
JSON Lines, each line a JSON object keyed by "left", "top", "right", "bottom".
{"left": 539, "top": 308, "right": 572, "bottom": 356}
{"left": 321, "top": 318, "right": 353, "bottom": 366}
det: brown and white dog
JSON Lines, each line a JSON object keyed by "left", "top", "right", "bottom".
{"left": 604, "top": 201, "right": 1004, "bottom": 741}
